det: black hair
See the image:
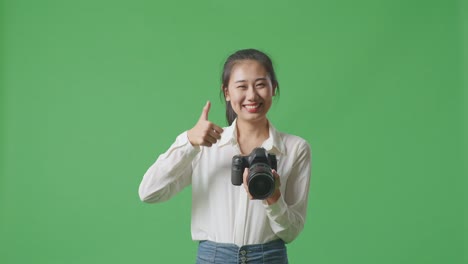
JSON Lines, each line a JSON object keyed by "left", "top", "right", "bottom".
{"left": 220, "top": 49, "right": 279, "bottom": 125}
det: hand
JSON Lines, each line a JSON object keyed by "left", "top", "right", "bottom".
{"left": 243, "top": 168, "right": 281, "bottom": 204}
{"left": 187, "top": 101, "right": 224, "bottom": 147}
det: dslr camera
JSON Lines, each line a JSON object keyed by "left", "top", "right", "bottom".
{"left": 231, "top": 147, "right": 277, "bottom": 200}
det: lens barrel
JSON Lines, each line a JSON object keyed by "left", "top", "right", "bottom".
{"left": 247, "top": 163, "right": 275, "bottom": 199}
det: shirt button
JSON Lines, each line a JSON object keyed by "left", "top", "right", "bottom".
{"left": 241, "top": 256, "right": 247, "bottom": 261}
{"left": 240, "top": 250, "right": 246, "bottom": 255}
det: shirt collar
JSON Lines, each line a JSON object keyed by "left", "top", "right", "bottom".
{"left": 218, "top": 118, "right": 286, "bottom": 155}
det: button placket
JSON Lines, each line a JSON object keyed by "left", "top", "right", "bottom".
{"left": 239, "top": 247, "right": 247, "bottom": 264}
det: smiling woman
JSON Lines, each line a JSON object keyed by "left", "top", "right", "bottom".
{"left": 220, "top": 49, "right": 280, "bottom": 126}
{"left": 225, "top": 60, "right": 275, "bottom": 124}
{"left": 138, "top": 49, "right": 312, "bottom": 264}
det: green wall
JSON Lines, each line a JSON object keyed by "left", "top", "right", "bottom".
{"left": 1, "top": 0, "right": 464, "bottom": 263}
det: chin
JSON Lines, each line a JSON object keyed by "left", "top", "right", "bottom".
{"left": 238, "top": 114, "right": 267, "bottom": 123}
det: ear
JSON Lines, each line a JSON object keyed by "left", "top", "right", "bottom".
{"left": 223, "top": 86, "right": 231, "bottom": 101}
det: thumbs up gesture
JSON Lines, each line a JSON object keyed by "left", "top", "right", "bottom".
{"left": 187, "top": 101, "right": 224, "bottom": 147}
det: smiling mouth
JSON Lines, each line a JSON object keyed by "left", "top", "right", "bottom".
{"left": 243, "top": 103, "right": 262, "bottom": 113}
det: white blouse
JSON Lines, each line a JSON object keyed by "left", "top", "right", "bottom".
{"left": 139, "top": 119, "right": 312, "bottom": 246}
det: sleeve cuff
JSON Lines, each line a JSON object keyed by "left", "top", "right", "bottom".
{"left": 174, "top": 131, "right": 201, "bottom": 153}
{"left": 159, "top": 131, "right": 201, "bottom": 160}
{"left": 180, "top": 131, "right": 200, "bottom": 152}
{"left": 263, "top": 194, "right": 288, "bottom": 220}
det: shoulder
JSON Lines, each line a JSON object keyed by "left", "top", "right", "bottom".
{"left": 269, "top": 121, "right": 311, "bottom": 156}
{"left": 278, "top": 131, "right": 310, "bottom": 151}
{"left": 271, "top": 131, "right": 311, "bottom": 166}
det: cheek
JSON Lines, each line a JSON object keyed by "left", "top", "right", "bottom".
{"left": 260, "top": 89, "right": 274, "bottom": 100}
{"left": 229, "top": 92, "right": 243, "bottom": 103}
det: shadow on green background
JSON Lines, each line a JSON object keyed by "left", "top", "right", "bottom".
{"left": 1, "top": 0, "right": 465, "bottom": 263}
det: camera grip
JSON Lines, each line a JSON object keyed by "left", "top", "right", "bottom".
{"left": 231, "top": 156, "right": 245, "bottom": 186}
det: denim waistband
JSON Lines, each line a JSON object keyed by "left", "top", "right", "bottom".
{"left": 197, "top": 239, "right": 288, "bottom": 264}
{"left": 199, "top": 239, "right": 285, "bottom": 250}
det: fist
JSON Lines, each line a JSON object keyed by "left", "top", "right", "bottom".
{"left": 187, "top": 101, "right": 223, "bottom": 147}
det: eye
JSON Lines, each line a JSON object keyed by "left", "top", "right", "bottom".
{"left": 237, "top": 85, "right": 247, "bottom": 89}
{"left": 256, "top": 83, "right": 266, "bottom": 88}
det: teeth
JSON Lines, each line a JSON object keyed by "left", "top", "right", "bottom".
{"left": 245, "top": 104, "right": 259, "bottom": 109}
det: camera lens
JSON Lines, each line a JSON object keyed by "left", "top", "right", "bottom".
{"left": 248, "top": 164, "right": 275, "bottom": 199}
{"left": 249, "top": 176, "right": 273, "bottom": 197}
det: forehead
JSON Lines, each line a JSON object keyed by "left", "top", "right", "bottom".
{"left": 230, "top": 60, "right": 268, "bottom": 81}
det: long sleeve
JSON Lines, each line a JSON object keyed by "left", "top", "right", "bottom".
{"left": 263, "top": 140, "right": 312, "bottom": 243}
{"left": 139, "top": 131, "right": 201, "bottom": 203}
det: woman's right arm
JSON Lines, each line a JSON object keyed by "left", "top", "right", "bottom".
{"left": 138, "top": 131, "right": 201, "bottom": 203}
{"left": 139, "top": 101, "right": 223, "bottom": 203}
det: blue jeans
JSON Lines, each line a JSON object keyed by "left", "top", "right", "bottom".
{"left": 196, "top": 239, "right": 288, "bottom": 264}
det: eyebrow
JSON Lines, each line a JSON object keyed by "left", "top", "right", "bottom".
{"left": 234, "top": 78, "right": 267, "bottom": 83}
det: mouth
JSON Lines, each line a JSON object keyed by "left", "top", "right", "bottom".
{"left": 243, "top": 103, "right": 262, "bottom": 113}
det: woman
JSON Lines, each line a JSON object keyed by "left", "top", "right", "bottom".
{"left": 139, "top": 49, "right": 312, "bottom": 264}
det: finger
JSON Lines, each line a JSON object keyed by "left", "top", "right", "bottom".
{"left": 242, "top": 168, "right": 251, "bottom": 198}
{"left": 204, "top": 135, "right": 217, "bottom": 144}
{"left": 272, "top": 169, "right": 279, "bottom": 178}
{"left": 272, "top": 169, "right": 281, "bottom": 188}
{"left": 212, "top": 124, "right": 224, "bottom": 134}
{"left": 200, "top": 141, "right": 213, "bottom": 147}
{"left": 243, "top": 168, "right": 249, "bottom": 185}
{"left": 208, "top": 129, "right": 222, "bottom": 140}
{"left": 200, "top": 101, "right": 211, "bottom": 121}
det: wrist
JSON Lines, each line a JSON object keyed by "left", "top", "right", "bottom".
{"left": 187, "top": 129, "right": 197, "bottom": 146}
{"left": 265, "top": 189, "right": 281, "bottom": 205}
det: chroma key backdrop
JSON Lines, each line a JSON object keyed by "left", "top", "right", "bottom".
{"left": 0, "top": 0, "right": 465, "bottom": 263}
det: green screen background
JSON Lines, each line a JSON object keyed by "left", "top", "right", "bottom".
{"left": 1, "top": 0, "right": 465, "bottom": 263}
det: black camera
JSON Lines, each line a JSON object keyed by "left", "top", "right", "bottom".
{"left": 231, "top": 147, "right": 277, "bottom": 200}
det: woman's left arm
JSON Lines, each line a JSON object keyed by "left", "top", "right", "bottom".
{"left": 264, "top": 141, "right": 312, "bottom": 243}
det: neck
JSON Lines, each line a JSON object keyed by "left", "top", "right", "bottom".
{"left": 236, "top": 118, "right": 269, "bottom": 142}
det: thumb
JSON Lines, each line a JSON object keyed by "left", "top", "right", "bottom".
{"left": 200, "top": 100, "right": 211, "bottom": 120}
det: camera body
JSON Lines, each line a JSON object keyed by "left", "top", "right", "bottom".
{"left": 231, "top": 147, "right": 277, "bottom": 200}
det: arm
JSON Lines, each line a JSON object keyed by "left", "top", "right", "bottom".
{"left": 138, "top": 131, "right": 201, "bottom": 203}
{"left": 264, "top": 141, "right": 312, "bottom": 243}
{"left": 139, "top": 101, "right": 223, "bottom": 203}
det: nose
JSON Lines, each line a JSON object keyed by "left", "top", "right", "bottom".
{"left": 246, "top": 85, "right": 258, "bottom": 101}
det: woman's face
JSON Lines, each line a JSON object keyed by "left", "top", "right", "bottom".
{"left": 224, "top": 60, "right": 276, "bottom": 124}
